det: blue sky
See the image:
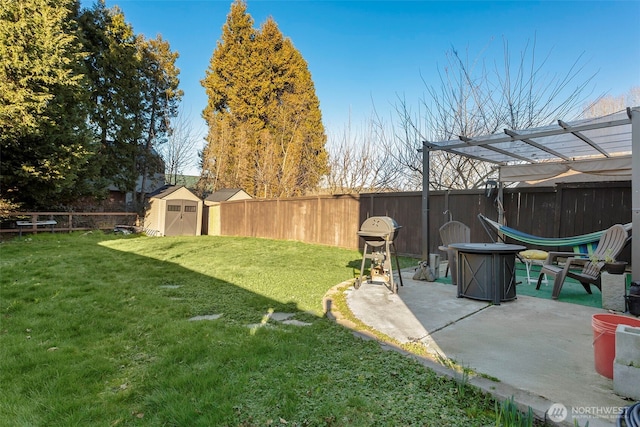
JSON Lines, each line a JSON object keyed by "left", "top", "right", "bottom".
{"left": 82, "top": 1, "right": 640, "bottom": 174}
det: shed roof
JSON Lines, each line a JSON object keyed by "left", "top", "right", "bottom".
{"left": 147, "top": 184, "right": 181, "bottom": 198}
{"left": 147, "top": 184, "right": 200, "bottom": 200}
{"left": 205, "top": 188, "right": 249, "bottom": 202}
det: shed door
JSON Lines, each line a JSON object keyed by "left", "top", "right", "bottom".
{"left": 165, "top": 200, "right": 198, "bottom": 236}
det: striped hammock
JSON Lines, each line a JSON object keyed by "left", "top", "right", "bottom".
{"left": 478, "top": 214, "right": 632, "bottom": 254}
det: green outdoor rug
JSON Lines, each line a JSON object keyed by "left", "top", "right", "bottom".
{"left": 434, "top": 262, "right": 631, "bottom": 309}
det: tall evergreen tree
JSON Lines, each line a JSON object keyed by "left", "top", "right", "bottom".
{"left": 0, "top": 0, "right": 95, "bottom": 208}
{"left": 256, "top": 18, "right": 327, "bottom": 197}
{"left": 0, "top": 0, "right": 182, "bottom": 210}
{"left": 135, "top": 34, "right": 183, "bottom": 205}
{"left": 200, "top": 0, "right": 327, "bottom": 198}
{"left": 200, "top": 0, "right": 255, "bottom": 194}
{"left": 79, "top": 2, "right": 143, "bottom": 198}
{"left": 80, "top": 1, "right": 182, "bottom": 210}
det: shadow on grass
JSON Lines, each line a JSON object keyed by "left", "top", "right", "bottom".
{"left": 1, "top": 233, "right": 496, "bottom": 426}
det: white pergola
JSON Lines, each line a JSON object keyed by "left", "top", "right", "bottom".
{"left": 421, "top": 107, "right": 639, "bottom": 282}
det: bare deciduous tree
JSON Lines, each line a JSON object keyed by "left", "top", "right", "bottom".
{"left": 584, "top": 86, "right": 640, "bottom": 117}
{"left": 161, "top": 108, "right": 202, "bottom": 185}
{"left": 387, "top": 36, "right": 599, "bottom": 190}
{"left": 324, "top": 114, "right": 403, "bottom": 194}
{"left": 326, "top": 37, "right": 600, "bottom": 194}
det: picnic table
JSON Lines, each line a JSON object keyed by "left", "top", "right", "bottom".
{"left": 16, "top": 220, "right": 57, "bottom": 236}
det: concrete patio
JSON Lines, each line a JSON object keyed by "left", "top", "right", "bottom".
{"left": 329, "top": 268, "right": 639, "bottom": 426}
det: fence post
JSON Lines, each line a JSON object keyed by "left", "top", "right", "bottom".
{"left": 31, "top": 214, "right": 38, "bottom": 234}
{"left": 553, "top": 185, "right": 563, "bottom": 238}
{"left": 243, "top": 200, "right": 247, "bottom": 237}
{"left": 314, "top": 196, "right": 319, "bottom": 245}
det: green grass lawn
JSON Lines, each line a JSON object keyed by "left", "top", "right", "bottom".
{"left": 1, "top": 232, "right": 503, "bottom": 426}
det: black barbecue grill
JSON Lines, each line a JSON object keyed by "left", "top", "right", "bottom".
{"left": 355, "top": 216, "right": 404, "bottom": 293}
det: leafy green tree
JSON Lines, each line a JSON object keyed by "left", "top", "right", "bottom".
{"left": 0, "top": 0, "right": 182, "bottom": 210}
{"left": 78, "top": 1, "right": 143, "bottom": 199}
{"left": 200, "top": 0, "right": 255, "bottom": 195}
{"left": 0, "top": 0, "right": 96, "bottom": 208}
{"left": 135, "top": 34, "right": 183, "bottom": 205}
{"left": 200, "top": 0, "right": 327, "bottom": 198}
{"left": 79, "top": 1, "right": 182, "bottom": 210}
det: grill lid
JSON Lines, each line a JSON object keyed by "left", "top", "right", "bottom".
{"left": 357, "top": 216, "right": 401, "bottom": 241}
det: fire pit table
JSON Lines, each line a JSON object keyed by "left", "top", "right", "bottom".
{"left": 449, "top": 243, "right": 525, "bottom": 304}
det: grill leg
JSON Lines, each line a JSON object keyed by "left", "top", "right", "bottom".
{"left": 356, "top": 242, "right": 370, "bottom": 289}
{"left": 385, "top": 241, "right": 397, "bottom": 293}
{"left": 391, "top": 242, "right": 404, "bottom": 290}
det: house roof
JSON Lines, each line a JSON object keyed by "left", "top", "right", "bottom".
{"left": 166, "top": 174, "right": 199, "bottom": 189}
{"left": 205, "top": 188, "right": 249, "bottom": 202}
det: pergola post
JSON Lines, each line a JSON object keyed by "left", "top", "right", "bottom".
{"left": 632, "top": 107, "right": 639, "bottom": 282}
{"left": 421, "top": 142, "right": 430, "bottom": 261}
{"left": 421, "top": 108, "right": 636, "bottom": 277}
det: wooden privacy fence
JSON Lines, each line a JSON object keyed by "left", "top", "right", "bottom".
{"left": 0, "top": 212, "right": 139, "bottom": 235}
{"left": 218, "top": 191, "right": 493, "bottom": 255}
{"left": 4, "top": 181, "right": 631, "bottom": 263}
{"left": 219, "top": 194, "right": 363, "bottom": 249}
{"left": 217, "top": 181, "right": 632, "bottom": 261}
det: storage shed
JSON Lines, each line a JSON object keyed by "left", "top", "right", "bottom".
{"left": 144, "top": 185, "right": 203, "bottom": 236}
{"left": 203, "top": 188, "right": 252, "bottom": 235}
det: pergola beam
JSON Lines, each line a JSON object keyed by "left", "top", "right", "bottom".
{"left": 457, "top": 135, "right": 536, "bottom": 163}
{"left": 503, "top": 129, "right": 571, "bottom": 161}
{"left": 558, "top": 119, "right": 610, "bottom": 157}
{"left": 432, "top": 117, "right": 631, "bottom": 152}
